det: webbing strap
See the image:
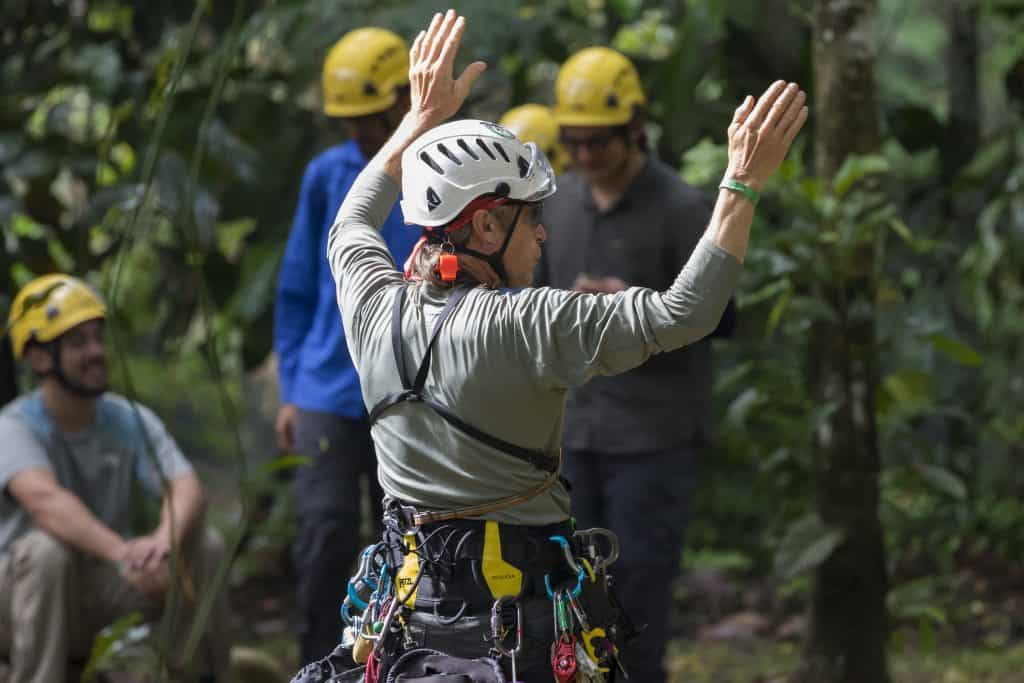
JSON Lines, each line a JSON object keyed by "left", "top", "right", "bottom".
{"left": 368, "top": 286, "right": 557, "bottom": 474}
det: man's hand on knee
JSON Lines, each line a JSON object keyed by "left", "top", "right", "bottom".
{"left": 119, "top": 560, "right": 170, "bottom": 597}
{"left": 121, "top": 532, "right": 172, "bottom": 573}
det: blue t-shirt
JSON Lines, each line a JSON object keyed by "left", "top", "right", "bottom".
{"left": 273, "top": 140, "right": 419, "bottom": 418}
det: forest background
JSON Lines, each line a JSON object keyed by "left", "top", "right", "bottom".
{"left": 2, "top": 0, "right": 1023, "bottom": 681}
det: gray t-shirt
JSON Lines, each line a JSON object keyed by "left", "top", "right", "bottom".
{"left": 328, "top": 168, "right": 742, "bottom": 525}
{"left": 0, "top": 390, "right": 193, "bottom": 553}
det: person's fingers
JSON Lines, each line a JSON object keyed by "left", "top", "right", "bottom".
{"left": 777, "top": 89, "right": 806, "bottom": 134}
{"left": 281, "top": 418, "right": 294, "bottom": 451}
{"left": 783, "top": 105, "right": 809, "bottom": 146}
{"left": 437, "top": 14, "right": 466, "bottom": 71}
{"left": 764, "top": 83, "right": 799, "bottom": 130}
{"left": 746, "top": 80, "right": 787, "bottom": 129}
{"left": 732, "top": 95, "right": 754, "bottom": 126}
{"left": 139, "top": 544, "right": 157, "bottom": 570}
{"left": 145, "top": 548, "right": 167, "bottom": 573}
{"left": 141, "top": 550, "right": 157, "bottom": 572}
{"left": 426, "top": 9, "right": 457, "bottom": 64}
{"left": 410, "top": 29, "right": 426, "bottom": 65}
{"left": 420, "top": 12, "right": 444, "bottom": 64}
{"left": 454, "top": 60, "right": 487, "bottom": 102}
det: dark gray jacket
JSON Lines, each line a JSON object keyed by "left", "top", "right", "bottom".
{"left": 537, "top": 158, "right": 727, "bottom": 453}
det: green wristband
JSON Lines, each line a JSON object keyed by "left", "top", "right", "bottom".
{"left": 720, "top": 178, "right": 760, "bottom": 207}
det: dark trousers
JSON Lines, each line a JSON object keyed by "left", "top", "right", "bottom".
{"left": 292, "top": 409, "right": 383, "bottom": 666}
{"left": 564, "top": 446, "right": 699, "bottom": 683}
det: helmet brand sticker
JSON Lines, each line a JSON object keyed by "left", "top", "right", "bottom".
{"left": 480, "top": 122, "right": 516, "bottom": 139}
{"left": 426, "top": 187, "right": 441, "bottom": 211}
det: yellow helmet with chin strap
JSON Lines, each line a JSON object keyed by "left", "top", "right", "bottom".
{"left": 6, "top": 274, "right": 107, "bottom": 360}
{"left": 554, "top": 47, "right": 646, "bottom": 127}
{"left": 498, "top": 104, "right": 568, "bottom": 175}
{"left": 322, "top": 27, "right": 410, "bottom": 118}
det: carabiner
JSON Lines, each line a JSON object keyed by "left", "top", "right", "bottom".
{"left": 490, "top": 595, "right": 523, "bottom": 658}
{"left": 573, "top": 527, "right": 620, "bottom": 573}
{"left": 544, "top": 564, "right": 586, "bottom": 599}
{"left": 548, "top": 534, "right": 583, "bottom": 575}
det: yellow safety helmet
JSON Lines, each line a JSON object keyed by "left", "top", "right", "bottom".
{"left": 6, "top": 274, "right": 107, "bottom": 360}
{"left": 498, "top": 104, "right": 568, "bottom": 175}
{"left": 322, "top": 28, "right": 410, "bottom": 118}
{"left": 554, "top": 47, "right": 646, "bottom": 127}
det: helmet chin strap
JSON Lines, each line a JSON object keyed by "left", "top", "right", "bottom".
{"left": 47, "top": 342, "right": 107, "bottom": 399}
{"left": 455, "top": 203, "right": 524, "bottom": 285}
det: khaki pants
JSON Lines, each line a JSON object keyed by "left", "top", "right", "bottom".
{"left": 0, "top": 527, "right": 232, "bottom": 683}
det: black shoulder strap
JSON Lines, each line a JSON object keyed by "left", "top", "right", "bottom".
{"left": 368, "top": 286, "right": 471, "bottom": 422}
{"left": 368, "top": 286, "right": 556, "bottom": 474}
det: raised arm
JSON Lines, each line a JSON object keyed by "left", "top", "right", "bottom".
{"left": 326, "top": 10, "right": 487, "bottom": 312}
{"left": 370, "top": 10, "right": 486, "bottom": 185}
{"left": 707, "top": 81, "right": 808, "bottom": 262}
{"left": 518, "top": 83, "right": 807, "bottom": 387}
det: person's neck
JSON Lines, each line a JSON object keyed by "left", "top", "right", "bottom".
{"left": 589, "top": 150, "right": 647, "bottom": 212}
{"left": 41, "top": 382, "right": 97, "bottom": 434}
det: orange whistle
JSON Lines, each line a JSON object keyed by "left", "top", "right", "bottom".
{"left": 438, "top": 253, "right": 459, "bottom": 282}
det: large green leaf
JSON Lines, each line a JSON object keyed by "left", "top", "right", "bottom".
{"left": 877, "top": 371, "right": 933, "bottom": 419}
{"left": 774, "top": 515, "right": 845, "bottom": 580}
{"left": 912, "top": 464, "right": 967, "bottom": 500}
{"left": 926, "top": 333, "right": 983, "bottom": 367}
{"left": 833, "top": 155, "right": 891, "bottom": 198}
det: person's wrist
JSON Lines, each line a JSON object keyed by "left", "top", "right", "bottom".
{"left": 719, "top": 177, "right": 761, "bottom": 207}
{"left": 107, "top": 537, "right": 128, "bottom": 566}
{"left": 723, "top": 167, "right": 764, "bottom": 192}
{"left": 403, "top": 110, "right": 438, "bottom": 136}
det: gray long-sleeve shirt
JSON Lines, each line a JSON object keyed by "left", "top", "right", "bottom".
{"left": 327, "top": 167, "right": 742, "bottom": 525}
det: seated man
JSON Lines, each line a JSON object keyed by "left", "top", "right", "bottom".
{"left": 0, "top": 274, "right": 231, "bottom": 683}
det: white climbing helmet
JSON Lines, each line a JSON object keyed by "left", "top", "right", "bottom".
{"left": 400, "top": 119, "right": 557, "bottom": 229}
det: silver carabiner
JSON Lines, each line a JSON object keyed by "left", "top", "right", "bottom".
{"left": 490, "top": 595, "right": 523, "bottom": 657}
{"left": 573, "top": 527, "right": 620, "bottom": 573}
{"left": 490, "top": 595, "right": 523, "bottom": 681}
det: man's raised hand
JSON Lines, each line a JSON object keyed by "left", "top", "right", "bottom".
{"left": 408, "top": 9, "right": 487, "bottom": 128}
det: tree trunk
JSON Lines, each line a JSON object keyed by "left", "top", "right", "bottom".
{"left": 797, "top": 1, "right": 890, "bottom": 682}
{"left": 943, "top": 0, "right": 980, "bottom": 184}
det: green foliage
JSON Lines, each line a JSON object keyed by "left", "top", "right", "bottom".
{"left": 4, "top": 0, "right": 1024, "bottom": 670}
{"left": 81, "top": 613, "right": 150, "bottom": 682}
{"left": 774, "top": 515, "right": 845, "bottom": 580}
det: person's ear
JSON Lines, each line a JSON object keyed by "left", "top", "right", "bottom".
{"left": 470, "top": 208, "right": 502, "bottom": 248}
{"left": 25, "top": 345, "right": 53, "bottom": 375}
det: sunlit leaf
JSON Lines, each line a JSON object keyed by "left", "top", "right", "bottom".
{"left": 263, "top": 454, "right": 312, "bottom": 474}
{"left": 877, "top": 371, "right": 932, "bottom": 419}
{"left": 912, "top": 464, "right": 967, "bottom": 500}
{"left": 833, "top": 155, "right": 890, "bottom": 198}
{"left": 216, "top": 218, "right": 257, "bottom": 263}
{"left": 766, "top": 288, "right": 791, "bottom": 335}
{"left": 926, "top": 333, "right": 982, "bottom": 367}
{"left": 48, "top": 240, "right": 75, "bottom": 272}
{"left": 11, "top": 213, "right": 47, "bottom": 239}
{"left": 775, "top": 515, "right": 844, "bottom": 580}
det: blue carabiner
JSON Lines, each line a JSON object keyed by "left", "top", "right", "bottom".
{"left": 548, "top": 535, "right": 583, "bottom": 575}
{"left": 347, "top": 582, "right": 369, "bottom": 611}
{"left": 544, "top": 564, "right": 586, "bottom": 599}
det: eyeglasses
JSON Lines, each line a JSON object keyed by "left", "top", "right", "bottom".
{"left": 505, "top": 200, "right": 544, "bottom": 224}
{"left": 558, "top": 130, "right": 620, "bottom": 151}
